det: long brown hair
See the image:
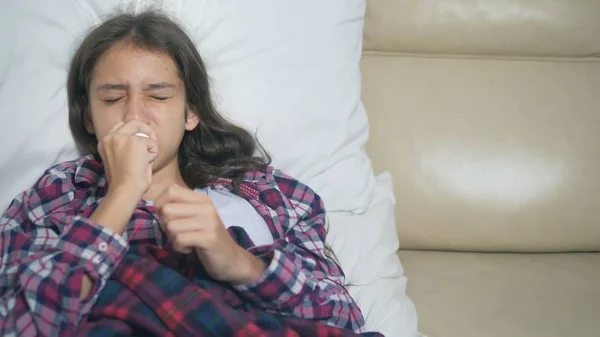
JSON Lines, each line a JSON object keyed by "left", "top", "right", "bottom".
{"left": 67, "top": 10, "right": 270, "bottom": 189}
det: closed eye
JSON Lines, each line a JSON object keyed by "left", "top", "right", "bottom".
{"left": 153, "top": 96, "right": 169, "bottom": 101}
{"left": 104, "top": 98, "right": 122, "bottom": 104}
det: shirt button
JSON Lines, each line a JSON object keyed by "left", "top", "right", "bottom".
{"left": 98, "top": 242, "right": 108, "bottom": 252}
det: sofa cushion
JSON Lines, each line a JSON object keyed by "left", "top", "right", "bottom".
{"left": 398, "top": 250, "right": 600, "bottom": 337}
{"left": 361, "top": 54, "right": 600, "bottom": 252}
{"left": 363, "top": 0, "right": 600, "bottom": 57}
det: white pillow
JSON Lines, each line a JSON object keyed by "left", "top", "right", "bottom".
{"left": 327, "top": 173, "right": 420, "bottom": 337}
{"left": 0, "top": 1, "right": 91, "bottom": 212}
{"left": 0, "top": 0, "right": 376, "bottom": 214}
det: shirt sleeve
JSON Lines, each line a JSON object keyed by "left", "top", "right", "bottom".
{"left": 233, "top": 170, "right": 366, "bottom": 332}
{"left": 0, "top": 168, "right": 128, "bottom": 337}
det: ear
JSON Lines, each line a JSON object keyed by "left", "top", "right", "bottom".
{"left": 184, "top": 105, "right": 200, "bottom": 131}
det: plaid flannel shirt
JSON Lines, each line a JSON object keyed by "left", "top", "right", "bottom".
{"left": 0, "top": 155, "right": 366, "bottom": 337}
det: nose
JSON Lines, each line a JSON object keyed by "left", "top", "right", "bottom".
{"left": 123, "top": 95, "right": 148, "bottom": 123}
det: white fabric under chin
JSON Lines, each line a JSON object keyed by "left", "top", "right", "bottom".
{"left": 194, "top": 187, "right": 274, "bottom": 246}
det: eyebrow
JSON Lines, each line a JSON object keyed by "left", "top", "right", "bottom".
{"left": 145, "top": 82, "right": 177, "bottom": 91}
{"left": 95, "top": 82, "right": 177, "bottom": 91}
{"left": 95, "top": 83, "right": 127, "bottom": 91}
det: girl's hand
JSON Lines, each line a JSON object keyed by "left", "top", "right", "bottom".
{"left": 97, "top": 120, "right": 158, "bottom": 199}
{"left": 154, "top": 185, "right": 266, "bottom": 284}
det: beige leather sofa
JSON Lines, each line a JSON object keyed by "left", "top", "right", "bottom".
{"left": 360, "top": 1, "right": 600, "bottom": 336}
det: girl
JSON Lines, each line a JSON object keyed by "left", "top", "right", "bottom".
{"left": 0, "top": 10, "right": 364, "bottom": 336}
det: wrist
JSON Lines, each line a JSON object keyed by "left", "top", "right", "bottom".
{"left": 107, "top": 182, "right": 145, "bottom": 203}
{"left": 230, "top": 248, "right": 267, "bottom": 286}
{"left": 91, "top": 185, "right": 140, "bottom": 235}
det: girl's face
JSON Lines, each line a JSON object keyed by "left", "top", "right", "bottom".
{"left": 87, "top": 41, "right": 199, "bottom": 172}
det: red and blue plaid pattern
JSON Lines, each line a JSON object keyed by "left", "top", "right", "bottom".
{"left": 76, "top": 243, "right": 382, "bottom": 337}
{"left": 0, "top": 155, "right": 370, "bottom": 336}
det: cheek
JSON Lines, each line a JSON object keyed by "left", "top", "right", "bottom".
{"left": 149, "top": 106, "right": 187, "bottom": 145}
{"left": 151, "top": 104, "right": 187, "bottom": 128}
{"left": 89, "top": 104, "right": 123, "bottom": 138}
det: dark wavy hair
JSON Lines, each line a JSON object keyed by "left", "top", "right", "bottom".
{"left": 67, "top": 10, "right": 270, "bottom": 189}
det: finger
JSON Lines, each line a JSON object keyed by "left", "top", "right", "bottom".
{"left": 147, "top": 126, "right": 158, "bottom": 142}
{"left": 164, "top": 218, "right": 208, "bottom": 237}
{"left": 172, "top": 244, "right": 193, "bottom": 255}
{"left": 124, "top": 131, "right": 158, "bottom": 164}
{"left": 171, "top": 230, "right": 203, "bottom": 254}
{"left": 157, "top": 203, "right": 205, "bottom": 224}
{"left": 139, "top": 137, "right": 159, "bottom": 163}
{"left": 107, "top": 121, "right": 125, "bottom": 134}
{"left": 115, "top": 120, "right": 155, "bottom": 137}
{"left": 154, "top": 185, "right": 205, "bottom": 208}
